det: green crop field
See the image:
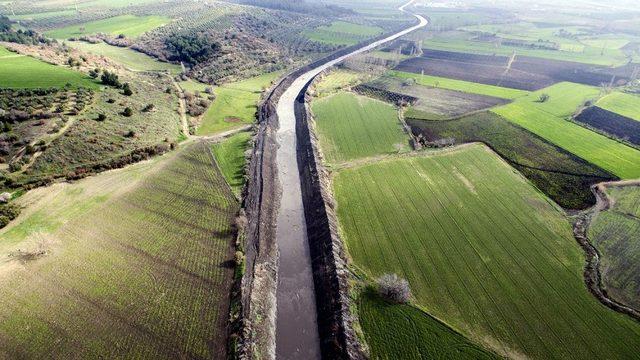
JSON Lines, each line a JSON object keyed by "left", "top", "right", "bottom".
{"left": 589, "top": 184, "right": 640, "bottom": 310}
{"left": 492, "top": 82, "right": 640, "bottom": 179}
{"left": 597, "top": 92, "right": 640, "bottom": 122}
{"left": 418, "top": 31, "right": 632, "bottom": 66}
{"left": 367, "top": 50, "right": 410, "bottom": 61}
{"left": 179, "top": 79, "right": 209, "bottom": 93}
{"left": 359, "top": 290, "right": 497, "bottom": 359}
{"left": 422, "top": 11, "right": 500, "bottom": 29}
{"left": 407, "top": 112, "right": 615, "bottom": 209}
{"left": 304, "top": 21, "right": 383, "bottom": 46}
{"left": 333, "top": 144, "right": 640, "bottom": 359}
{"left": 197, "top": 71, "right": 281, "bottom": 136}
{"left": 459, "top": 22, "right": 587, "bottom": 52}
{"left": 0, "top": 141, "right": 238, "bottom": 358}
{"left": 68, "top": 41, "right": 181, "bottom": 73}
{"left": 388, "top": 70, "right": 529, "bottom": 99}
{"left": 458, "top": 22, "right": 640, "bottom": 54}
{"left": 311, "top": 92, "right": 409, "bottom": 164}
{"left": 45, "top": 15, "right": 170, "bottom": 39}
{"left": 212, "top": 130, "right": 252, "bottom": 197}
{"left": 315, "top": 69, "right": 365, "bottom": 96}
{"left": 0, "top": 46, "right": 98, "bottom": 89}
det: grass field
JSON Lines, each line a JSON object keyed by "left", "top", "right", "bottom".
{"left": 178, "top": 79, "right": 209, "bottom": 93}
{"left": 68, "top": 41, "right": 181, "bottom": 73}
{"left": 589, "top": 184, "right": 640, "bottom": 310}
{"left": 492, "top": 82, "right": 640, "bottom": 179}
{"left": 0, "top": 141, "right": 238, "bottom": 358}
{"left": 315, "top": 69, "right": 365, "bottom": 96}
{"left": 45, "top": 15, "right": 170, "bottom": 39}
{"left": 311, "top": 92, "right": 409, "bottom": 164}
{"left": 359, "top": 290, "right": 497, "bottom": 359}
{"left": 212, "top": 130, "right": 252, "bottom": 197}
{"left": 0, "top": 46, "right": 98, "bottom": 89}
{"left": 407, "top": 112, "right": 616, "bottom": 209}
{"left": 196, "top": 72, "right": 281, "bottom": 136}
{"left": 333, "top": 144, "right": 640, "bottom": 359}
{"left": 304, "top": 21, "right": 383, "bottom": 46}
{"left": 597, "top": 92, "right": 640, "bottom": 122}
{"left": 422, "top": 10, "right": 504, "bottom": 29}
{"left": 388, "top": 70, "right": 529, "bottom": 99}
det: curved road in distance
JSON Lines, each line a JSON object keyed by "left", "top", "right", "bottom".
{"left": 274, "top": 2, "right": 428, "bottom": 358}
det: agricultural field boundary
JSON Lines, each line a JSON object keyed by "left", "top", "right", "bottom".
{"left": 239, "top": 7, "right": 424, "bottom": 358}
{"left": 573, "top": 180, "right": 640, "bottom": 322}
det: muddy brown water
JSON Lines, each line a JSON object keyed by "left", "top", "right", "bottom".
{"left": 273, "top": 1, "right": 427, "bottom": 358}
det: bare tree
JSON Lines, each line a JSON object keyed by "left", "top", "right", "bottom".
{"left": 377, "top": 273, "right": 411, "bottom": 304}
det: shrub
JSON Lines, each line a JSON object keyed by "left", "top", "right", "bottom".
{"left": 123, "top": 107, "right": 133, "bottom": 117}
{"left": 377, "top": 273, "right": 411, "bottom": 304}
{"left": 97, "top": 113, "right": 106, "bottom": 121}
{"left": 142, "top": 104, "right": 155, "bottom": 112}
{"left": 88, "top": 68, "right": 100, "bottom": 79}
{"left": 101, "top": 71, "right": 121, "bottom": 87}
{"left": 538, "top": 93, "right": 550, "bottom": 103}
{"left": 122, "top": 83, "right": 133, "bottom": 96}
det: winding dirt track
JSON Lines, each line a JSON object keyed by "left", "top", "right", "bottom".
{"left": 273, "top": 2, "right": 428, "bottom": 358}
{"left": 572, "top": 181, "right": 640, "bottom": 322}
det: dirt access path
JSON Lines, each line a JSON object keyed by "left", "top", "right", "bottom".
{"left": 273, "top": 2, "right": 427, "bottom": 358}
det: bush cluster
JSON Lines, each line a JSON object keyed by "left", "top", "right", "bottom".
{"left": 0, "top": 202, "right": 20, "bottom": 228}
{"left": 377, "top": 273, "right": 411, "bottom": 304}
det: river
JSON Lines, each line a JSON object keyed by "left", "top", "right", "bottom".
{"left": 274, "top": 2, "right": 428, "bottom": 358}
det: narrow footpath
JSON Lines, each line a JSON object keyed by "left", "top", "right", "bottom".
{"left": 273, "top": 1, "right": 428, "bottom": 358}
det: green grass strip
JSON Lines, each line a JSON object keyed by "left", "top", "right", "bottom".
{"left": 492, "top": 82, "right": 640, "bottom": 178}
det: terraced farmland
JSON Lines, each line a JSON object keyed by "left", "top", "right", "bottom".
{"left": 0, "top": 46, "right": 98, "bottom": 89}
{"left": 333, "top": 144, "right": 640, "bottom": 359}
{"left": 197, "top": 71, "right": 281, "bottom": 136}
{"left": 388, "top": 70, "right": 529, "bottom": 99}
{"left": 589, "top": 184, "right": 640, "bottom": 310}
{"left": 0, "top": 141, "right": 238, "bottom": 358}
{"left": 311, "top": 91, "right": 409, "bottom": 164}
{"left": 304, "top": 21, "right": 384, "bottom": 46}
{"left": 492, "top": 82, "right": 640, "bottom": 178}
{"left": 359, "top": 290, "right": 497, "bottom": 360}
{"left": 68, "top": 41, "right": 181, "bottom": 73}
{"left": 44, "top": 14, "right": 170, "bottom": 39}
